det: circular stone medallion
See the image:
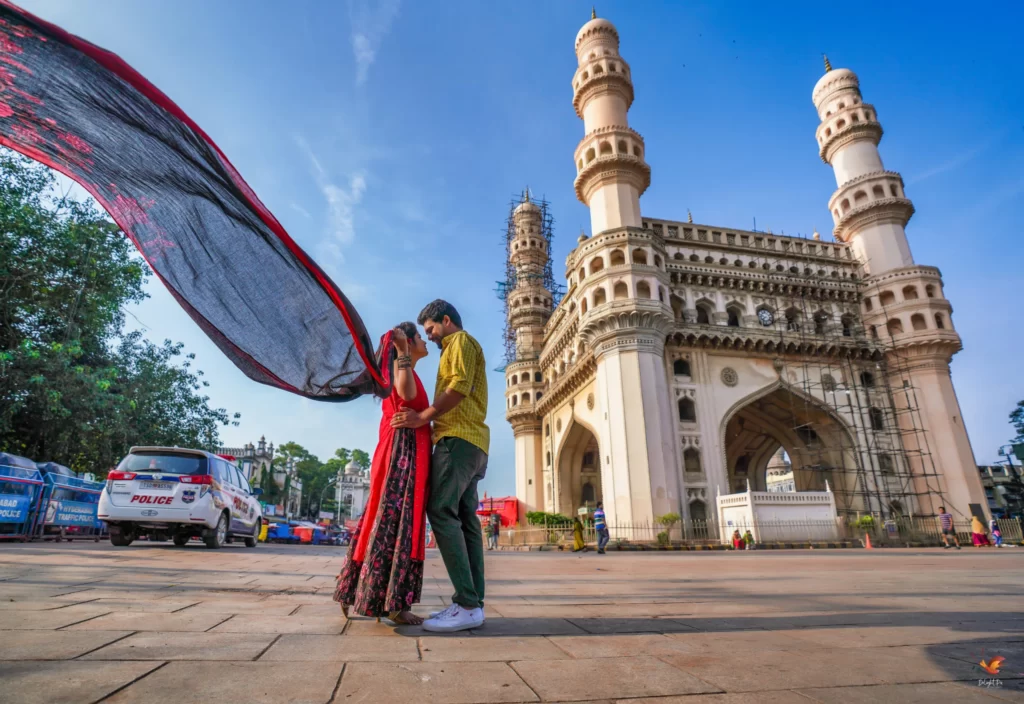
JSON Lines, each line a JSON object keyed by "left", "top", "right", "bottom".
{"left": 721, "top": 367, "right": 738, "bottom": 387}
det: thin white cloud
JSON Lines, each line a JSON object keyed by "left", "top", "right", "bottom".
{"left": 289, "top": 202, "right": 312, "bottom": 219}
{"left": 907, "top": 131, "right": 1006, "bottom": 185}
{"left": 294, "top": 135, "right": 367, "bottom": 259}
{"left": 348, "top": 0, "right": 401, "bottom": 86}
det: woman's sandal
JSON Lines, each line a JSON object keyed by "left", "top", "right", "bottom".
{"left": 387, "top": 610, "right": 423, "bottom": 626}
{"left": 339, "top": 604, "right": 349, "bottom": 619}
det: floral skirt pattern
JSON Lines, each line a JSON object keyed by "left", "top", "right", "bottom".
{"left": 333, "top": 427, "right": 423, "bottom": 616}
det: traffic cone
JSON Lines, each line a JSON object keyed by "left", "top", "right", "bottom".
{"left": 864, "top": 532, "right": 873, "bottom": 549}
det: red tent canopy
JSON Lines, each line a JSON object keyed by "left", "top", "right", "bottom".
{"left": 476, "top": 496, "right": 518, "bottom": 528}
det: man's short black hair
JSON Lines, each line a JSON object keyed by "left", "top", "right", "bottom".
{"left": 939, "top": 506, "right": 945, "bottom": 511}
{"left": 418, "top": 299, "right": 462, "bottom": 328}
{"left": 596, "top": 501, "right": 603, "bottom": 508}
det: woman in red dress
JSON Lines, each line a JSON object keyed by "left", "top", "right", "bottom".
{"left": 333, "top": 323, "right": 431, "bottom": 625}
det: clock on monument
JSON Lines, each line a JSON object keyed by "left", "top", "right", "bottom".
{"left": 758, "top": 309, "right": 775, "bottom": 326}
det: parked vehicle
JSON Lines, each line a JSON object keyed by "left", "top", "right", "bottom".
{"left": 98, "top": 447, "right": 263, "bottom": 549}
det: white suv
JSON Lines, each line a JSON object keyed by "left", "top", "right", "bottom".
{"left": 98, "top": 447, "right": 263, "bottom": 549}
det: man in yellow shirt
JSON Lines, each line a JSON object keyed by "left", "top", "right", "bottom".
{"left": 391, "top": 299, "right": 489, "bottom": 632}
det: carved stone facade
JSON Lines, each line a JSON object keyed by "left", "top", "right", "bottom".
{"left": 505, "top": 15, "right": 988, "bottom": 527}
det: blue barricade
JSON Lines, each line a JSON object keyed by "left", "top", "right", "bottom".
{"left": 0, "top": 453, "right": 44, "bottom": 541}
{"left": 34, "top": 471, "right": 107, "bottom": 541}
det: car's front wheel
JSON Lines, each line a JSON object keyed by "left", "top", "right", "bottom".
{"left": 203, "top": 512, "right": 229, "bottom": 550}
{"left": 244, "top": 519, "right": 260, "bottom": 548}
{"left": 172, "top": 534, "right": 190, "bottom": 547}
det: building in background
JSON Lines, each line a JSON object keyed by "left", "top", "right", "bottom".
{"left": 217, "top": 436, "right": 275, "bottom": 485}
{"left": 765, "top": 448, "right": 795, "bottom": 494}
{"left": 335, "top": 461, "right": 370, "bottom": 521}
{"left": 503, "top": 12, "right": 987, "bottom": 527}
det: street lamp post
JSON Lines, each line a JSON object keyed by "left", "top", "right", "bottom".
{"left": 316, "top": 477, "right": 338, "bottom": 523}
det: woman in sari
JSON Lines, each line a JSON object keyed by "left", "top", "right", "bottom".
{"left": 571, "top": 517, "right": 586, "bottom": 552}
{"left": 970, "top": 516, "right": 991, "bottom": 547}
{"left": 334, "top": 323, "right": 431, "bottom": 625}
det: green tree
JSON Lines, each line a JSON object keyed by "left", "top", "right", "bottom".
{"left": 0, "top": 152, "right": 237, "bottom": 472}
{"left": 1010, "top": 401, "right": 1024, "bottom": 444}
{"left": 351, "top": 448, "right": 371, "bottom": 471}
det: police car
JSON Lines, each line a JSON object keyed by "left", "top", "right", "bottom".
{"left": 98, "top": 447, "right": 263, "bottom": 549}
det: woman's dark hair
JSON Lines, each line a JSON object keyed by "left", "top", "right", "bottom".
{"left": 417, "top": 299, "right": 462, "bottom": 328}
{"left": 395, "top": 321, "right": 418, "bottom": 341}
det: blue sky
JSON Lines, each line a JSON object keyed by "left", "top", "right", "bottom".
{"left": 24, "top": 1, "right": 1024, "bottom": 494}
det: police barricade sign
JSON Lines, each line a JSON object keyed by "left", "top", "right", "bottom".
{"left": 0, "top": 495, "right": 31, "bottom": 522}
{"left": 45, "top": 499, "right": 99, "bottom": 527}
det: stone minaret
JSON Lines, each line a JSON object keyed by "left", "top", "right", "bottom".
{"left": 505, "top": 191, "right": 552, "bottom": 521}
{"left": 568, "top": 12, "right": 675, "bottom": 526}
{"left": 572, "top": 10, "right": 650, "bottom": 235}
{"left": 813, "top": 58, "right": 987, "bottom": 518}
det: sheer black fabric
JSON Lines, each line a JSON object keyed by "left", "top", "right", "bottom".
{"left": 0, "top": 1, "right": 388, "bottom": 401}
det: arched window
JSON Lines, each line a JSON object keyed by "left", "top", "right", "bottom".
{"left": 925, "top": 285, "right": 936, "bottom": 298}
{"left": 902, "top": 286, "right": 919, "bottom": 301}
{"left": 534, "top": 372, "right": 543, "bottom": 383}
{"left": 544, "top": 424, "right": 550, "bottom": 437}
{"left": 911, "top": 313, "right": 926, "bottom": 331}
{"left": 678, "top": 398, "right": 696, "bottom": 423}
{"left": 609, "top": 249, "right": 626, "bottom": 266}
{"left": 636, "top": 281, "right": 652, "bottom": 299}
{"left": 689, "top": 500, "right": 707, "bottom": 522}
{"left": 864, "top": 298, "right": 873, "bottom": 311}
{"left": 585, "top": 147, "right": 595, "bottom": 163}
{"left": 859, "top": 371, "right": 875, "bottom": 388}
{"left": 632, "top": 249, "right": 648, "bottom": 265}
{"left": 581, "top": 482, "right": 596, "bottom": 503}
{"left": 654, "top": 254, "right": 662, "bottom": 268}
{"left": 613, "top": 281, "right": 628, "bottom": 300}
{"left": 877, "top": 453, "right": 894, "bottom": 474}
{"left": 934, "top": 313, "right": 945, "bottom": 329}
{"left": 726, "top": 307, "right": 741, "bottom": 327}
{"left": 511, "top": 374, "right": 518, "bottom": 385}
{"left": 796, "top": 426, "right": 820, "bottom": 448}
{"left": 887, "top": 318, "right": 904, "bottom": 335}
{"left": 589, "top": 257, "right": 604, "bottom": 274}
{"left": 578, "top": 267, "right": 586, "bottom": 281}
{"left": 673, "top": 359, "right": 690, "bottom": 376}
{"left": 522, "top": 392, "right": 530, "bottom": 403}
{"left": 512, "top": 395, "right": 518, "bottom": 406}
{"left": 593, "top": 287, "right": 607, "bottom": 306}
{"left": 546, "top": 451, "right": 551, "bottom": 466}
{"left": 879, "top": 290, "right": 896, "bottom": 306}
{"left": 617, "top": 139, "right": 627, "bottom": 152}
{"left": 869, "top": 407, "right": 885, "bottom": 431}
{"left": 841, "top": 315, "right": 854, "bottom": 338}
{"left": 683, "top": 448, "right": 701, "bottom": 474}
{"left": 581, "top": 298, "right": 589, "bottom": 314}
{"left": 696, "top": 303, "right": 712, "bottom": 325}
{"left": 598, "top": 141, "right": 612, "bottom": 155}
{"left": 872, "top": 185, "right": 884, "bottom": 198}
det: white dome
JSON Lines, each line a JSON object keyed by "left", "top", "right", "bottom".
{"left": 575, "top": 17, "right": 618, "bottom": 52}
{"left": 812, "top": 67, "right": 858, "bottom": 106}
{"left": 344, "top": 461, "right": 359, "bottom": 475}
{"left": 514, "top": 200, "right": 540, "bottom": 216}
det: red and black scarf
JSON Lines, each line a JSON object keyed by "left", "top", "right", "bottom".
{"left": 0, "top": 1, "right": 389, "bottom": 401}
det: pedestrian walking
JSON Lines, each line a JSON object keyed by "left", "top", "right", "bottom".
{"left": 488, "top": 517, "right": 500, "bottom": 550}
{"left": 743, "top": 529, "right": 755, "bottom": 550}
{"left": 938, "top": 506, "right": 961, "bottom": 550}
{"left": 989, "top": 519, "right": 1003, "bottom": 548}
{"left": 594, "top": 501, "right": 609, "bottom": 554}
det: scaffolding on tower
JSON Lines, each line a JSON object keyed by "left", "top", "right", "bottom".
{"left": 664, "top": 219, "right": 949, "bottom": 520}
{"left": 496, "top": 192, "right": 564, "bottom": 370}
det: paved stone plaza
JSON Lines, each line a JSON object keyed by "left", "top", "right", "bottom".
{"left": 1, "top": 543, "right": 1022, "bottom": 703}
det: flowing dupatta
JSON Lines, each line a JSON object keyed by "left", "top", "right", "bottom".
{"left": 0, "top": 1, "right": 390, "bottom": 401}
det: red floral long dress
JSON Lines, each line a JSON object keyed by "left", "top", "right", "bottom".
{"left": 333, "top": 371, "right": 431, "bottom": 616}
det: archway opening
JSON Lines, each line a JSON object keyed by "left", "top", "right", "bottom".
{"left": 723, "top": 385, "right": 864, "bottom": 513}
{"left": 555, "top": 422, "right": 603, "bottom": 516}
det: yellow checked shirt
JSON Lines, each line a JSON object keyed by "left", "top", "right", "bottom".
{"left": 432, "top": 330, "right": 489, "bottom": 454}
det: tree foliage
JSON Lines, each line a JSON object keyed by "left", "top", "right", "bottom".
{"left": 1011, "top": 400, "right": 1024, "bottom": 444}
{"left": 0, "top": 152, "right": 237, "bottom": 472}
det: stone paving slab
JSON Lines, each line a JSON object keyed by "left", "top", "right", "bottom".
{"left": 336, "top": 661, "right": 538, "bottom": 703}
{"left": 104, "top": 661, "right": 343, "bottom": 704}
{"left": 512, "top": 655, "right": 720, "bottom": 701}
{"left": 1, "top": 543, "right": 1023, "bottom": 703}
{"left": 0, "top": 629, "right": 132, "bottom": 660}
{"left": 0, "top": 661, "right": 162, "bottom": 704}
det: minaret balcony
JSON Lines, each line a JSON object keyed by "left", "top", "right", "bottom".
{"left": 817, "top": 110, "right": 883, "bottom": 163}
{"left": 831, "top": 197, "right": 915, "bottom": 242}
{"left": 828, "top": 171, "right": 909, "bottom": 224}
{"left": 574, "top": 153, "right": 651, "bottom": 205}
{"left": 572, "top": 66, "right": 634, "bottom": 118}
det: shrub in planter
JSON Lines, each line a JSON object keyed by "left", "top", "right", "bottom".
{"left": 656, "top": 531, "right": 670, "bottom": 547}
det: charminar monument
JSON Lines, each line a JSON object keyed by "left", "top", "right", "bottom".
{"left": 502, "top": 12, "right": 987, "bottom": 528}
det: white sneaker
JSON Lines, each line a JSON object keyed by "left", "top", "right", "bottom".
{"left": 428, "top": 603, "right": 458, "bottom": 619}
{"left": 422, "top": 604, "right": 484, "bottom": 633}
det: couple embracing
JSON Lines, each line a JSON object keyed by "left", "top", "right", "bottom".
{"left": 333, "top": 300, "right": 489, "bottom": 633}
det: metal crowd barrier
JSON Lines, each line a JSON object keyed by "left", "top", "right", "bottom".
{"left": 0, "top": 454, "right": 45, "bottom": 541}
{"left": 33, "top": 472, "right": 107, "bottom": 542}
